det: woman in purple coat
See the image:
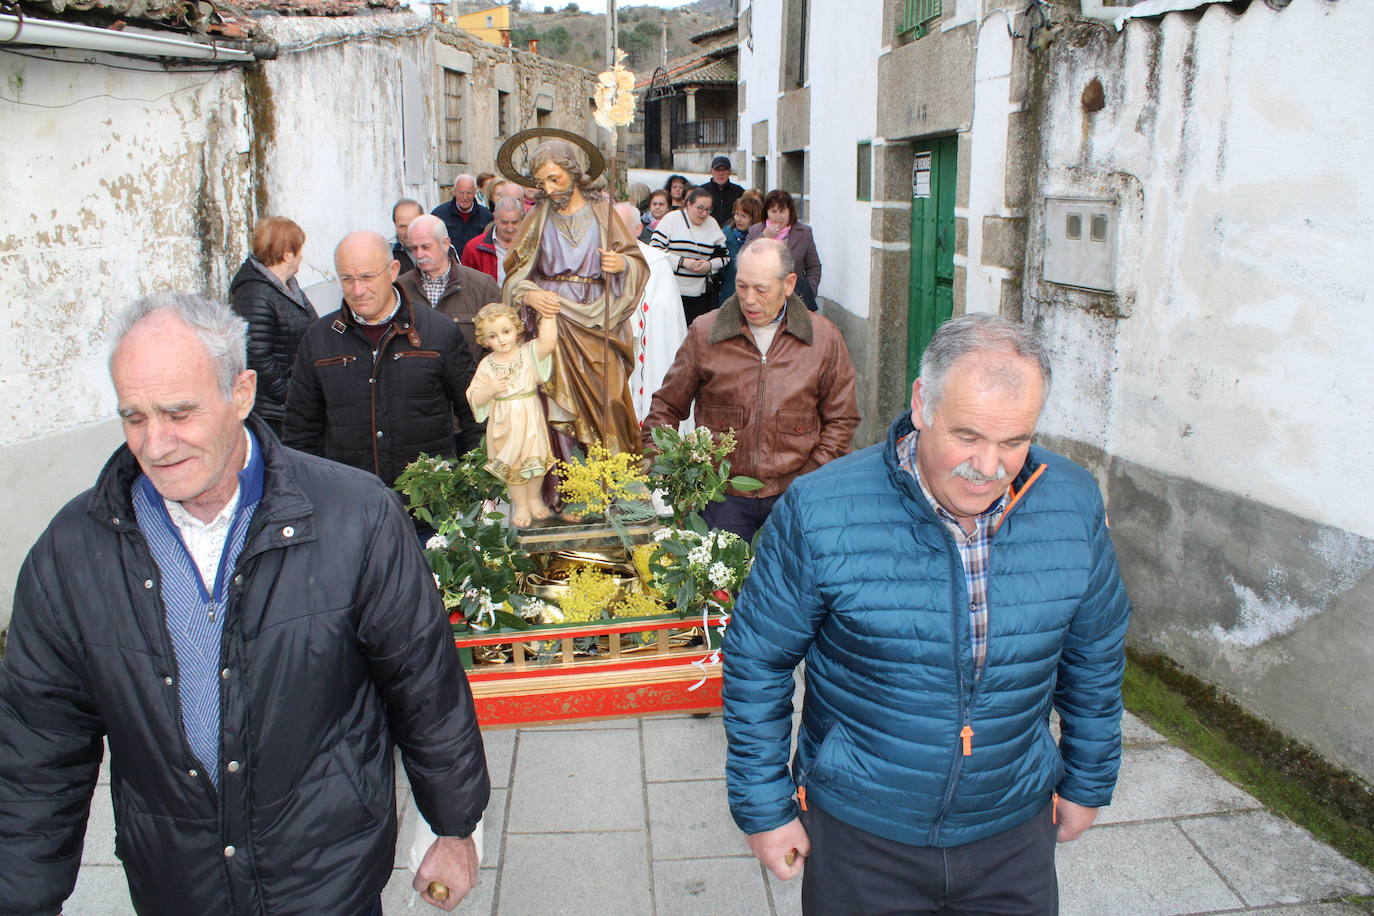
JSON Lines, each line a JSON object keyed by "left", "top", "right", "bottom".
{"left": 745, "top": 189, "right": 823, "bottom": 302}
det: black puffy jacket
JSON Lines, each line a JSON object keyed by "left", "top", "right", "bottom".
{"left": 228, "top": 257, "right": 318, "bottom": 422}
{"left": 282, "top": 288, "right": 479, "bottom": 486}
{"left": 0, "top": 417, "right": 490, "bottom": 916}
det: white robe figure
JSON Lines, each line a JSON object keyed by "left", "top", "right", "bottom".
{"left": 632, "top": 241, "right": 691, "bottom": 427}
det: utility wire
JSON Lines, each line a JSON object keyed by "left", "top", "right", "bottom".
{"left": 0, "top": 44, "right": 241, "bottom": 72}
{"left": 0, "top": 66, "right": 224, "bottom": 108}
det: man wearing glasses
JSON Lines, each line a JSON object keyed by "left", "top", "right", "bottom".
{"left": 284, "top": 231, "right": 480, "bottom": 489}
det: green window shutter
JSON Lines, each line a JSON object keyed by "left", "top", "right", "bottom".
{"left": 898, "top": 0, "right": 943, "bottom": 39}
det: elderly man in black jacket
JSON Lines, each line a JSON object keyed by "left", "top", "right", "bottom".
{"left": 431, "top": 173, "right": 492, "bottom": 260}
{"left": 284, "top": 231, "right": 481, "bottom": 486}
{"left": 0, "top": 292, "right": 489, "bottom": 915}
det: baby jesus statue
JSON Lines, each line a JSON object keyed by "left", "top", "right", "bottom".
{"left": 466, "top": 302, "right": 559, "bottom": 527}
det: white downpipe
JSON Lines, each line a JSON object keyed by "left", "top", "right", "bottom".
{"left": 0, "top": 13, "right": 255, "bottom": 61}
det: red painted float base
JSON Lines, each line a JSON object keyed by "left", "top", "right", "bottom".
{"left": 456, "top": 613, "right": 726, "bottom": 729}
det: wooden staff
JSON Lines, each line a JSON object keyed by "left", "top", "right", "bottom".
{"left": 599, "top": 127, "right": 617, "bottom": 441}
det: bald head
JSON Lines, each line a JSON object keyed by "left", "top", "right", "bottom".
{"left": 739, "top": 237, "right": 795, "bottom": 280}
{"left": 735, "top": 237, "right": 797, "bottom": 327}
{"left": 335, "top": 231, "right": 399, "bottom": 321}
{"left": 335, "top": 230, "right": 392, "bottom": 265}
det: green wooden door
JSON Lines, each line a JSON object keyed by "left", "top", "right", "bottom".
{"left": 906, "top": 136, "right": 957, "bottom": 388}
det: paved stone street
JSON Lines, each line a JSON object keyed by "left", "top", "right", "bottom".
{"left": 68, "top": 694, "right": 1374, "bottom": 916}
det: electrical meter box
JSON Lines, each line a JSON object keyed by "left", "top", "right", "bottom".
{"left": 1043, "top": 198, "right": 1117, "bottom": 292}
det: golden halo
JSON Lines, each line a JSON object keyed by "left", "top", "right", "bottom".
{"left": 496, "top": 128, "right": 606, "bottom": 189}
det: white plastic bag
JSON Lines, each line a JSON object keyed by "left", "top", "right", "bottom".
{"left": 403, "top": 794, "right": 483, "bottom": 908}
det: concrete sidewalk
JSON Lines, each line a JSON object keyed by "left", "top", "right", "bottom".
{"left": 67, "top": 698, "right": 1374, "bottom": 915}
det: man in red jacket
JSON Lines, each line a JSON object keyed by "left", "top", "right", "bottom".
{"left": 460, "top": 196, "right": 524, "bottom": 287}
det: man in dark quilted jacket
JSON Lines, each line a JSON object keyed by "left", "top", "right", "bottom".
{"left": 723, "top": 313, "right": 1131, "bottom": 915}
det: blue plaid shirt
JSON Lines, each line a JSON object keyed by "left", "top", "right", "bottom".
{"left": 898, "top": 431, "right": 1006, "bottom": 678}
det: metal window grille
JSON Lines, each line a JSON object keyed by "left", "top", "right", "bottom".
{"left": 856, "top": 141, "right": 872, "bottom": 201}
{"left": 497, "top": 90, "right": 510, "bottom": 140}
{"left": 898, "top": 0, "right": 942, "bottom": 38}
{"left": 669, "top": 119, "right": 739, "bottom": 150}
{"left": 443, "top": 68, "right": 466, "bottom": 163}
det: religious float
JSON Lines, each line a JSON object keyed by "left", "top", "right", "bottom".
{"left": 397, "top": 63, "right": 760, "bottom": 728}
{"left": 396, "top": 427, "right": 759, "bottom": 729}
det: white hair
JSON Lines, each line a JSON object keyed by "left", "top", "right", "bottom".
{"left": 109, "top": 293, "right": 247, "bottom": 400}
{"left": 407, "top": 214, "right": 449, "bottom": 245}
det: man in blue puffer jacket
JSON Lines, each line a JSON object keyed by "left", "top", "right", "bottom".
{"left": 723, "top": 313, "right": 1131, "bottom": 915}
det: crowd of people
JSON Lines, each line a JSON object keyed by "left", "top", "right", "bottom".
{"left": 221, "top": 156, "right": 835, "bottom": 520}
{"left": 0, "top": 144, "right": 1131, "bottom": 916}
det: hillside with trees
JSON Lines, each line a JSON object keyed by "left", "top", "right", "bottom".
{"left": 451, "top": 1, "right": 732, "bottom": 73}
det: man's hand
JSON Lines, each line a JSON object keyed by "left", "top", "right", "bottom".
{"left": 600, "top": 248, "right": 626, "bottom": 275}
{"left": 1055, "top": 798, "right": 1098, "bottom": 843}
{"left": 413, "top": 835, "right": 479, "bottom": 910}
{"left": 745, "top": 818, "right": 810, "bottom": 880}
{"left": 524, "top": 289, "right": 561, "bottom": 318}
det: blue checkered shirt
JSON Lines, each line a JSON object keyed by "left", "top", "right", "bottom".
{"left": 898, "top": 431, "right": 1006, "bottom": 678}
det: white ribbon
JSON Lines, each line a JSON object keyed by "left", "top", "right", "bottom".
{"left": 687, "top": 600, "right": 729, "bottom": 691}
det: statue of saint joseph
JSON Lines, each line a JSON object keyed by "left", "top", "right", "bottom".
{"left": 502, "top": 139, "right": 648, "bottom": 456}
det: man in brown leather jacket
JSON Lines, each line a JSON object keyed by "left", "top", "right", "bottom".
{"left": 643, "top": 238, "right": 860, "bottom": 540}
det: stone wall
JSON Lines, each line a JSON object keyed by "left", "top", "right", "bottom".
{"left": 1025, "top": 0, "right": 1374, "bottom": 782}
{"left": 433, "top": 24, "right": 601, "bottom": 193}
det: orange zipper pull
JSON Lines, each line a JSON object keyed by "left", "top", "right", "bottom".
{"left": 1052, "top": 793, "right": 1059, "bottom": 824}
{"left": 797, "top": 785, "right": 809, "bottom": 811}
{"left": 960, "top": 725, "right": 974, "bottom": 756}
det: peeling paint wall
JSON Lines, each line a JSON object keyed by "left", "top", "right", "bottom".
{"left": 0, "top": 18, "right": 597, "bottom": 628}
{"left": 1, "top": 55, "right": 253, "bottom": 446}
{"left": 1, "top": 52, "right": 255, "bottom": 626}
{"left": 1026, "top": 0, "right": 1374, "bottom": 780}
{"left": 248, "top": 15, "right": 436, "bottom": 289}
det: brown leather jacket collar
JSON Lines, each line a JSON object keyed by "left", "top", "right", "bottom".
{"left": 709, "top": 293, "right": 814, "bottom": 346}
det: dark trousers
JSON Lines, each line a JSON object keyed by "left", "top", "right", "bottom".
{"left": 800, "top": 802, "right": 1059, "bottom": 916}
{"left": 682, "top": 292, "right": 717, "bottom": 326}
{"left": 702, "top": 493, "right": 779, "bottom": 543}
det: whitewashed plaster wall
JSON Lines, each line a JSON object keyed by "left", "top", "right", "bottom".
{"left": 1, "top": 53, "right": 256, "bottom": 626}
{"left": 1025, "top": 0, "right": 1374, "bottom": 779}
{"left": 250, "top": 15, "right": 435, "bottom": 291}
{"left": 960, "top": 11, "right": 1016, "bottom": 316}
{"left": 1029, "top": 0, "right": 1374, "bottom": 541}
{"left": 735, "top": 0, "right": 780, "bottom": 172}
{"left": 801, "top": 0, "right": 881, "bottom": 318}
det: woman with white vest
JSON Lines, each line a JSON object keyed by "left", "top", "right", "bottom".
{"left": 651, "top": 187, "right": 729, "bottom": 326}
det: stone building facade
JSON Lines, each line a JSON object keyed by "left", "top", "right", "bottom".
{"left": 736, "top": 0, "right": 1374, "bottom": 784}
{"left": 0, "top": 8, "right": 597, "bottom": 626}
